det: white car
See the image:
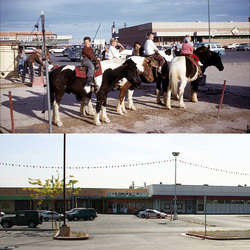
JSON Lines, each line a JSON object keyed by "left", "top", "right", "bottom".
{"left": 116, "top": 44, "right": 133, "bottom": 59}
{"left": 137, "top": 209, "right": 167, "bottom": 219}
{"left": 49, "top": 47, "right": 66, "bottom": 53}
{"left": 41, "top": 211, "right": 64, "bottom": 221}
{"left": 225, "top": 43, "right": 240, "bottom": 49}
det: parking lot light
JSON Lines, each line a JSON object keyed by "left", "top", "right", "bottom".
{"left": 172, "top": 152, "right": 180, "bottom": 220}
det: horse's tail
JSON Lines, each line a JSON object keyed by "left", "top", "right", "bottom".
{"left": 168, "top": 61, "right": 179, "bottom": 96}
{"left": 48, "top": 71, "right": 55, "bottom": 104}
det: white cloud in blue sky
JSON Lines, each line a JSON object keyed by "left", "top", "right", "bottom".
{"left": 0, "top": 0, "right": 248, "bottom": 42}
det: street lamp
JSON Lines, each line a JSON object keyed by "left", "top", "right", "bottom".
{"left": 172, "top": 152, "right": 180, "bottom": 220}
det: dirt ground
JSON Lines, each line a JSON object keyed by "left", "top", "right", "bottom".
{"left": 0, "top": 61, "right": 249, "bottom": 134}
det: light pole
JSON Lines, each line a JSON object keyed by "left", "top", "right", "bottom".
{"left": 172, "top": 152, "right": 180, "bottom": 220}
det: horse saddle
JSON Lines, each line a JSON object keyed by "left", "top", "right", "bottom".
{"left": 144, "top": 55, "right": 159, "bottom": 68}
{"left": 75, "top": 61, "right": 102, "bottom": 78}
{"left": 184, "top": 55, "right": 198, "bottom": 67}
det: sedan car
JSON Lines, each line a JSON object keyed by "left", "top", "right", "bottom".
{"left": 68, "top": 47, "right": 83, "bottom": 62}
{"left": 236, "top": 43, "right": 250, "bottom": 51}
{"left": 49, "top": 46, "right": 66, "bottom": 53}
{"left": 62, "top": 48, "right": 71, "bottom": 57}
{"left": 41, "top": 211, "right": 64, "bottom": 221}
{"left": 224, "top": 43, "right": 240, "bottom": 49}
{"left": 137, "top": 209, "right": 167, "bottom": 219}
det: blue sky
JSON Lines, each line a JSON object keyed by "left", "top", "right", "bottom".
{"left": 0, "top": 134, "right": 249, "bottom": 188}
{"left": 1, "top": 0, "right": 249, "bottom": 43}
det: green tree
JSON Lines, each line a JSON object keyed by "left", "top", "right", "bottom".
{"left": 23, "top": 173, "right": 80, "bottom": 228}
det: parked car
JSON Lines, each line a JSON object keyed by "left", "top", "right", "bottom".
{"left": 116, "top": 44, "right": 134, "bottom": 59}
{"left": 68, "top": 47, "right": 83, "bottom": 62}
{"left": 0, "top": 210, "right": 43, "bottom": 228}
{"left": 24, "top": 47, "right": 37, "bottom": 54}
{"left": 62, "top": 48, "right": 71, "bottom": 57}
{"left": 0, "top": 211, "right": 5, "bottom": 217}
{"left": 193, "top": 42, "right": 226, "bottom": 55}
{"left": 133, "top": 209, "right": 145, "bottom": 216}
{"left": 49, "top": 46, "right": 66, "bottom": 53}
{"left": 41, "top": 211, "right": 64, "bottom": 221}
{"left": 65, "top": 208, "right": 79, "bottom": 214}
{"left": 224, "top": 43, "right": 240, "bottom": 49}
{"left": 236, "top": 43, "right": 250, "bottom": 51}
{"left": 137, "top": 209, "right": 167, "bottom": 219}
{"left": 66, "top": 208, "right": 97, "bottom": 221}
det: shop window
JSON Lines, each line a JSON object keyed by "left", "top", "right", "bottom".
{"left": 164, "top": 204, "right": 170, "bottom": 209}
{"left": 177, "top": 204, "right": 182, "bottom": 209}
{"left": 108, "top": 202, "right": 113, "bottom": 209}
{"left": 198, "top": 204, "right": 204, "bottom": 211}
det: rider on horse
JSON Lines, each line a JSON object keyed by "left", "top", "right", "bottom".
{"left": 81, "top": 36, "right": 100, "bottom": 87}
{"left": 144, "top": 32, "right": 164, "bottom": 73}
{"left": 180, "top": 35, "right": 203, "bottom": 76}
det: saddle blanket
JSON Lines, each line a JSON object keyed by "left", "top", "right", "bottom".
{"left": 75, "top": 64, "right": 102, "bottom": 78}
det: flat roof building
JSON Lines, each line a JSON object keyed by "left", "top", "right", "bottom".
{"left": 145, "top": 184, "right": 250, "bottom": 214}
{"left": 118, "top": 22, "right": 250, "bottom": 47}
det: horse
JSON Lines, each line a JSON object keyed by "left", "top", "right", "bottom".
{"left": 116, "top": 49, "right": 175, "bottom": 115}
{"left": 166, "top": 46, "right": 224, "bottom": 109}
{"left": 49, "top": 59, "right": 141, "bottom": 127}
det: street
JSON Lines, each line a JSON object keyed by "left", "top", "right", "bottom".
{"left": 0, "top": 214, "right": 250, "bottom": 249}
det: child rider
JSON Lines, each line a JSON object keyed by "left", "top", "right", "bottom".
{"left": 81, "top": 36, "right": 100, "bottom": 87}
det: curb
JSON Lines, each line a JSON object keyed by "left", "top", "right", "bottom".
{"left": 53, "top": 230, "right": 90, "bottom": 240}
{"left": 186, "top": 233, "right": 250, "bottom": 240}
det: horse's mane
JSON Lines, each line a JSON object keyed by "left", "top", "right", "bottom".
{"left": 195, "top": 45, "right": 210, "bottom": 54}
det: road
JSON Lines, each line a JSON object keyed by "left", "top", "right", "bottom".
{"left": 0, "top": 214, "right": 250, "bottom": 249}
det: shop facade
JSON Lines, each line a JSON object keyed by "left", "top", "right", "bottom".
{"left": 118, "top": 22, "right": 250, "bottom": 47}
{"left": 145, "top": 184, "right": 250, "bottom": 214}
{"left": 0, "top": 188, "right": 152, "bottom": 214}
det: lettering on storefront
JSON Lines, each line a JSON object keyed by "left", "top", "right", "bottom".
{"left": 107, "top": 192, "right": 147, "bottom": 197}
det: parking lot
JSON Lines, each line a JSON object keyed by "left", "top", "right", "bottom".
{"left": 0, "top": 214, "right": 250, "bottom": 249}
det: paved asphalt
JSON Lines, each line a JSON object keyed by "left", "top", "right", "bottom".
{"left": 0, "top": 214, "right": 249, "bottom": 249}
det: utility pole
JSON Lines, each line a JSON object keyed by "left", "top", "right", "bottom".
{"left": 41, "top": 11, "right": 52, "bottom": 133}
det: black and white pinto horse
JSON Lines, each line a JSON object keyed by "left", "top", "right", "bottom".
{"left": 49, "top": 59, "right": 141, "bottom": 126}
{"left": 166, "top": 46, "right": 224, "bottom": 109}
{"left": 116, "top": 49, "right": 175, "bottom": 114}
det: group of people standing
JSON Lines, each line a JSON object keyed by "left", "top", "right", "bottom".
{"left": 18, "top": 48, "right": 56, "bottom": 84}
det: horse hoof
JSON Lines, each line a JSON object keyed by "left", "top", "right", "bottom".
{"left": 117, "top": 111, "right": 124, "bottom": 116}
{"left": 180, "top": 104, "right": 186, "bottom": 109}
{"left": 95, "top": 121, "right": 101, "bottom": 126}
{"left": 56, "top": 121, "right": 63, "bottom": 127}
{"left": 104, "top": 118, "right": 111, "bottom": 123}
{"left": 166, "top": 106, "right": 171, "bottom": 110}
{"left": 128, "top": 106, "right": 137, "bottom": 111}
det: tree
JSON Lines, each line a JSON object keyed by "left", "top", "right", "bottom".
{"left": 23, "top": 173, "right": 80, "bottom": 228}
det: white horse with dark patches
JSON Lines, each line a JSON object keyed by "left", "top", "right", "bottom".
{"left": 166, "top": 46, "right": 224, "bottom": 109}
{"left": 49, "top": 59, "right": 141, "bottom": 126}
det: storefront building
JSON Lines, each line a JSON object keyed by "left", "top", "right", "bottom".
{"left": 0, "top": 188, "right": 152, "bottom": 214}
{"left": 118, "top": 22, "right": 250, "bottom": 47}
{"left": 145, "top": 184, "right": 250, "bottom": 214}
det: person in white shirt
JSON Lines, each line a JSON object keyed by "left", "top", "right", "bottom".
{"left": 106, "top": 38, "right": 124, "bottom": 59}
{"left": 144, "top": 32, "right": 163, "bottom": 73}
